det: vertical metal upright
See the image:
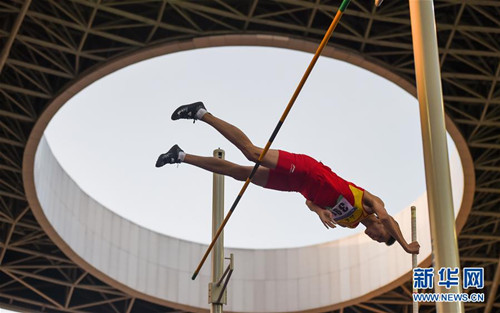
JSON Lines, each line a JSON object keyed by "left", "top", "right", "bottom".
{"left": 408, "top": 1, "right": 464, "bottom": 312}
{"left": 210, "top": 148, "right": 225, "bottom": 313}
{"left": 411, "top": 206, "right": 418, "bottom": 313}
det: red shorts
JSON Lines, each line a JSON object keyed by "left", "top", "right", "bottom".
{"left": 265, "top": 150, "right": 364, "bottom": 208}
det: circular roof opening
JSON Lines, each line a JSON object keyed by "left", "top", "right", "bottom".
{"left": 44, "top": 46, "right": 435, "bottom": 249}
{"left": 27, "top": 38, "right": 471, "bottom": 312}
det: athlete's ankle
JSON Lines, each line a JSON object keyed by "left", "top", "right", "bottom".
{"left": 178, "top": 151, "right": 186, "bottom": 162}
{"left": 196, "top": 109, "right": 208, "bottom": 120}
{"left": 199, "top": 111, "right": 214, "bottom": 122}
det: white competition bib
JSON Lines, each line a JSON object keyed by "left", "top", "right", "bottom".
{"left": 328, "top": 196, "right": 356, "bottom": 221}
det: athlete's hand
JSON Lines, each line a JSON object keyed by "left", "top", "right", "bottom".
{"left": 317, "top": 209, "right": 336, "bottom": 229}
{"left": 406, "top": 241, "right": 420, "bottom": 254}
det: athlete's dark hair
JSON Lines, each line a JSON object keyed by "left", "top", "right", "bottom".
{"left": 385, "top": 236, "right": 396, "bottom": 246}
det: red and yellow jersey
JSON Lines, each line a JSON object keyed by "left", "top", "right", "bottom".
{"left": 264, "top": 150, "right": 371, "bottom": 228}
{"left": 303, "top": 163, "right": 370, "bottom": 228}
{"left": 326, "top": 185, "right": 370, "bottom": 228}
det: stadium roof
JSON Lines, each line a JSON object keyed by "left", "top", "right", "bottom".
{"left": 1, "top": 1, "right": 499, "bottom": 312}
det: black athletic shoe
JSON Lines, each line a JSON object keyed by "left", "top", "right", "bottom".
{"left": 155, "top": 144, "right": 184, "bottom": 167}
{"left": 171, "top": 101, "right": 206, "bottom": 122}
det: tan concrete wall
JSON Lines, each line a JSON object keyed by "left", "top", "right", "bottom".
{"left": 32, "top": 136, "right": 464, "bottom": 312}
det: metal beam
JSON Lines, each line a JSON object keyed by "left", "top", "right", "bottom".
{"left": 6, "top": 59, "right": 74, "bottom": 79}
{"left": 0, "top": 291, "right": 95, "bottom": 313}
{"left": 0, "top": 190, "right": 26, "bottom": 200}
{"left": 0, "top": 82, "right": 51, "bottom": 99}
{"left": 0, "top": 109, "right": 34, "bottom": 122}
{"left": 70, "top": 0, "right": 198, "bottom": 34}
{"left": 2, "top": 269, "right": 64, "bottom": 309}
{"left": 5, "top": 268, "right": 127, "bottom": 296}
{"left": 357, "top": 303, "right": 388, "bottom": 313}
{"left": 0, "top": 206, "right": 29, "bottom": 264}
{"left": 469, "top": 211, "right": 500, "bottom": 218}
{"left": 476, "top": 187, "right": 500, "bottom": 194}
{"left": 461, "top": 256, "right": 498, "bottom": 263}
{"left": 485, "top": 258, "right": 500, "bottom": 313}
{"left": 0, "top": 0, "right": 32, "bottom": 73}
{"left": 460, "top": 234, "right": 500, "bottom": 241}
{"left": 69, "top": 296, "right": 129, "bottom": 310}
{"left": 125, "top": 298, "right": 135, "bottom": 313}
{"left": 64, "top": 272, "right": 87, "bottom": 308}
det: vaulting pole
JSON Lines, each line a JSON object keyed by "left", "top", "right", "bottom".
{"left": 409, "top": 1, "right": 463, "bottom": 312}
{"left": 192, "top": 0, "right": 352, "bottom": 280}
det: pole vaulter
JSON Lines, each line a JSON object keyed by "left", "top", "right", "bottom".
{"left": 154, "top": 0, "right": 413, "bottom": 282}
{"left": 190, "top": 0, "right": 351, "bottom": 281}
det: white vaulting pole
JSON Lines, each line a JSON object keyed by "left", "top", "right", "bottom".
{"left": 408, "top": 1, "right": 463, "bottom": 312}
{"left": 411, "top": 206, "right": 418, "bottom": 313}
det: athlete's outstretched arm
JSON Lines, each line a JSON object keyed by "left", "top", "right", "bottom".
{"left": 383, "top": 214, "right": 419, "bottom": 254}
{"left": 306, "top": 200, "right": 336, "bottom": 229}
{"left": 364, "top": 192, "right": 420, "bottom": 254}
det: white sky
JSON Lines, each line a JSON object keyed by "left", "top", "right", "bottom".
{"left": 41, "top": 46, "right": 438, "bottom": 249}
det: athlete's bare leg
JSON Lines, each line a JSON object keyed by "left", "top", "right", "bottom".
{"left": 183, "top": 154, "right": 269, "bottom": 187}
{"left": 200, "top": 113, "right": 279, "bottom": 169}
